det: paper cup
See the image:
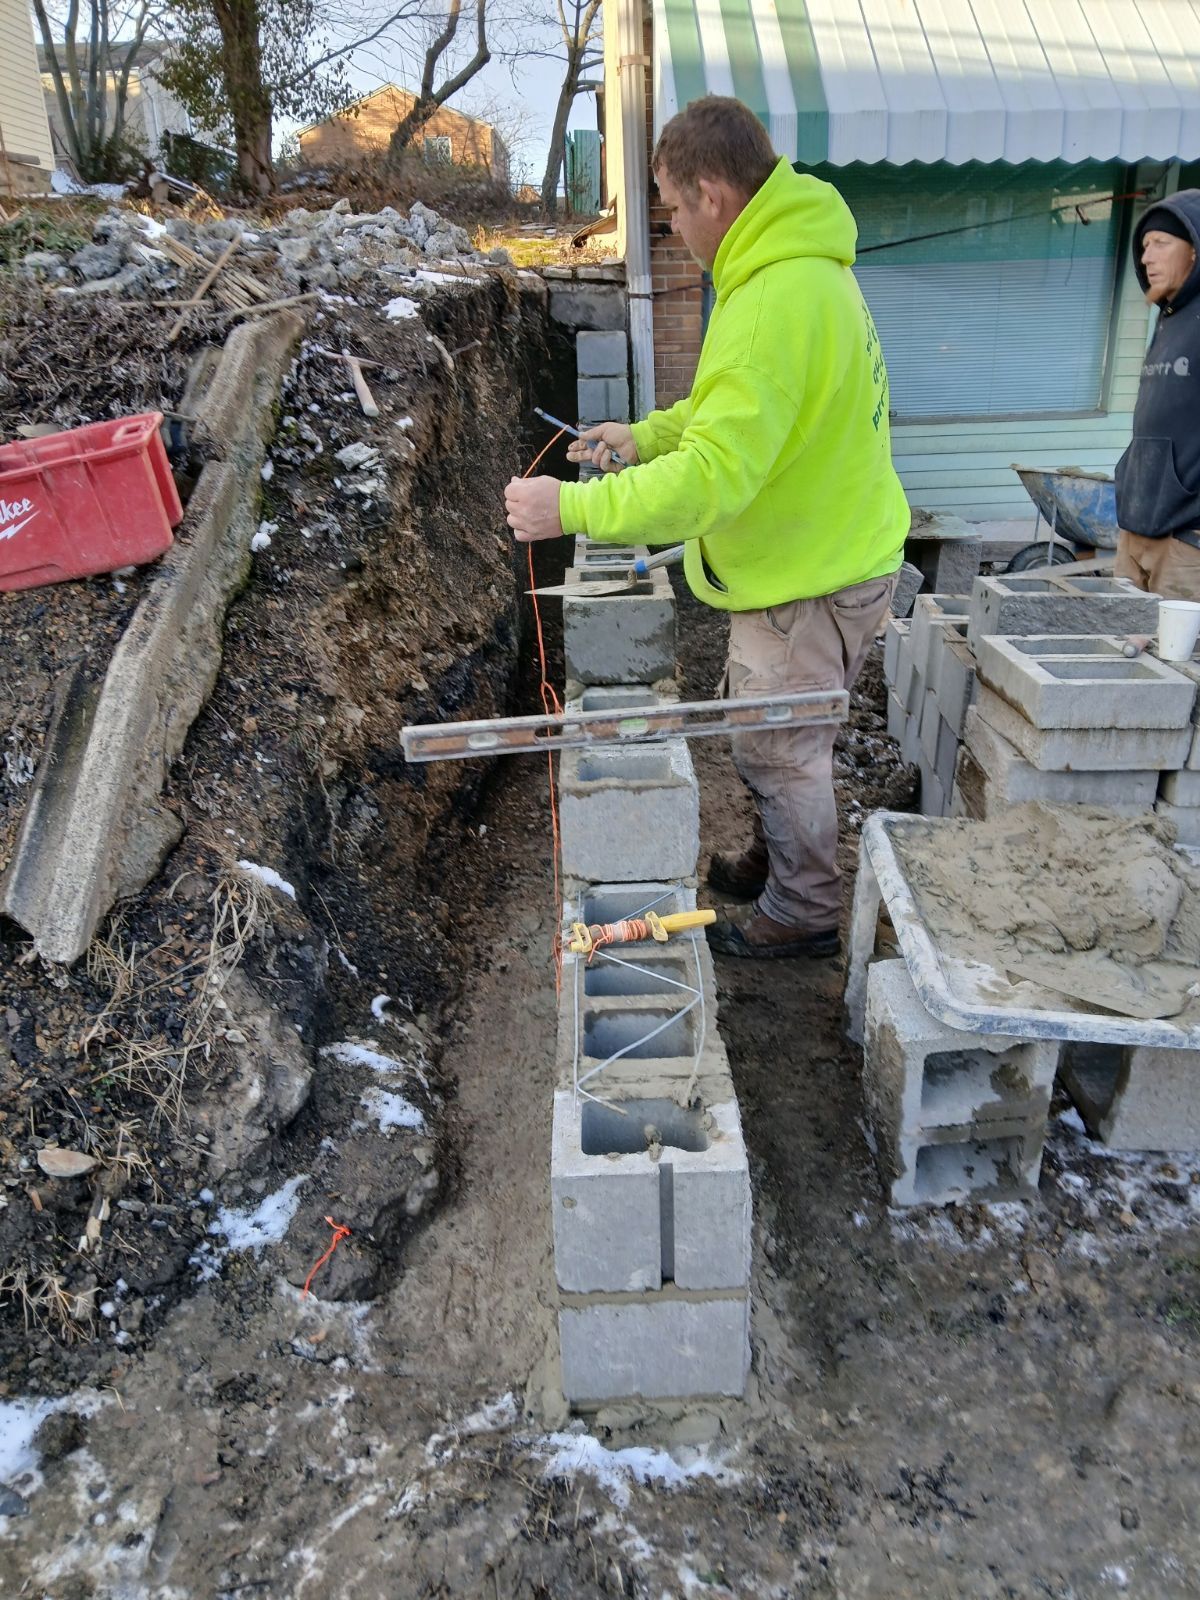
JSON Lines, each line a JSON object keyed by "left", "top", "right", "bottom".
{"left": 1158, "top": 600, "right": 1200, "bottom": 661}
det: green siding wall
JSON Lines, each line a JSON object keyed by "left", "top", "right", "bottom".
{"left": 889, "top": 164, "right": 1155, "bottom": 522}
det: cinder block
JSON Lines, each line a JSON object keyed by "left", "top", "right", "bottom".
{"left": 563, "top": 565, "right": 675, "bottom": 686}
{"left": 918, "top": 755, "right": 946, "bottom": 817}
{"left": 963, "top": 707, "right": 1160, "bottom": 809}
{"left": 558, "top": 738, "right": 698, "bottom": 881}
{"left": 909, "top": 594, "right": 971, "bottom": 680}
{"left": 892, "top": 562, "right": 924, "bottom": 620}
{"left": 551, "top": 1092, "right": 750, "bottom": 1294}
{"left": 575, "top": 540, "right": 640, "bottom": 566}
{"left": 967, "top": 573, "right": 1160, "bottom": 653}
{"left": 1062, "top": 1041, "right": 1200, "bottom": 1151}
{"left": 1155, "top": 800, "right": 1200, "bottom": 845}
{"left": 1165, "top": 661, "right": 1200, "bottom": 770}
{"left": 1161, "top": 768, "right": 1200, "bottom": 806}
{"left": 890, "top": 1128, "right": 1045, "bottom": 1207}
{"left": 864, "top": 959, "right": 1058, "bottom": 1141}
{"left": 906, "top": 514, "right": 981, "bottom": 597}
{"left": 557, "top": 886, "right": 731, "bottom": 1101}
{"left": 896, "top": 647, "right": 919, "bottom": 713}
{"left": 975, "top": 636, "right": 1196, "bottom": 731}
{"left": 577, "top": 374, "right": 630, "bottom": 424}
{"left": 932, "top": 533, "right": 982, "bottom": 597}
{"left": 973, "top": 685, "right": 1192, "bottom": 773}
{"left": 925, "top": 618, "right": 970, "bottom": 698}
{"left": 886, "top": 689, "right": 906, "bottom": 744}
{"left": 558, "top": 1291, "right": 750, "bottom": 1402}
{"left": 551, "top": 1091, "right": 661, "bottom": 1292}
{"left": 934, "top": 716, "right": 959, "bottom": 794}
{"left": 918, "top": 689, "right": 940, "bottom": 766}
{"left": 884, "top": 618, "right": 908, "bottom": 685}
{"left": 935, "top": 635, "right": 978, "bottom": 736}
{"left": 576, "top": 330, "right": 628, "bottom": 377}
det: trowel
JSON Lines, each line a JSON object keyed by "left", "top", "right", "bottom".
{"left": 530, "top": 543, "right": 685, "bottom": 598}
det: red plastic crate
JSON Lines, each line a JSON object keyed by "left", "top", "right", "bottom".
{"left": 0, "top": 413, "right": 184, "bottom": 592}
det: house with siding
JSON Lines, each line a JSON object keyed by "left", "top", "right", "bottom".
{"left": 37, "top": 41, "right": 194, "bottom": 167}
{"left": 299, "top": 85, "right": 510, "bottom": 185}
{"left": 602, "top": 0, "right": 1200, "bottom": 529}
{"left": 0, "top": 0, "right": 54, "bottom": 195}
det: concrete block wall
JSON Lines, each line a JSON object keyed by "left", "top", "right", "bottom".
{"left": 864, "top": 959, "right": 1058, "bottom": 1206}
{"left": 576, "top": 330, "right": 630, "bottom": 426}
{"left": 551, "top": 542, "right": 752, "bottom": 1404}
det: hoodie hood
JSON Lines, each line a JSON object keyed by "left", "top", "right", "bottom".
{"left": 712, "top": 157, "right": 858, "bottom": 299}
{"left": 1133, "top": 189, "right": 1200, "bottom": 314}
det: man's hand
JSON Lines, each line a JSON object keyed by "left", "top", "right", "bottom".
{"left": 505, "top": 475, "right": 564, "bottom": 543}
{"left": 565, "top": 422, "right": 638, "bottom": 474}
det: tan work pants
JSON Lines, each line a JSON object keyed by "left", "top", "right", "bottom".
{"left": 1115, "top": 529, "right": 1200, "bottom": 601}
{"left": 727, "top": 571, "right": 897, "bottom": 931}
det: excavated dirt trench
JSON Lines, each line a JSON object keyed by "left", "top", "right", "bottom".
{"left": 0, "top": 272, "right": 577, "bottom": 1386}
{"left": 4, "top": 277, "right": 1200, "bottom": 1600}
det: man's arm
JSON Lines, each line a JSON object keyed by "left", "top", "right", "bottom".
{"left": 630, "top": 395, "right": 693, "bottom": 464}
{"left": 557, "top": 364, "right": 800, "bottom": 544}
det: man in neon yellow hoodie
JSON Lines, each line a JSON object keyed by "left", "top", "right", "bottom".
{"left": 506, "top": 96, "right": 909, "bottom": 958}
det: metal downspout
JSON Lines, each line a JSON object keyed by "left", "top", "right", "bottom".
{"left": 617, "top": 0, "right": 655, "bottom": 415}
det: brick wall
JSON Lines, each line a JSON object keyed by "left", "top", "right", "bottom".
{"left": 650, "top": 207, "right": 704, "bottom": 405}
{"left": 642, "top": 11, "right": 704, "bottom": 406}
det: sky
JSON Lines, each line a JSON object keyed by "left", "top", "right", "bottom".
{"left": 312, "top": 6, "right": 604, "bottom": 190}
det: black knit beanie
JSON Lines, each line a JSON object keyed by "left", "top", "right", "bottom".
{"left": 1140, "top": 207, "right": 1193, "bottom": 244}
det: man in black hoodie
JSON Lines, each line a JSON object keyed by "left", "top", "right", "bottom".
{"left": 1115, "top": 191, "right": 1200, "bottom": 599}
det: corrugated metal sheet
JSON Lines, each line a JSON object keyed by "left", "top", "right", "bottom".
{"left": 654, "top": 0, "right": 1200, "bottom": 165}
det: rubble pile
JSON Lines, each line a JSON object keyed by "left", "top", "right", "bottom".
{"left": 12, "top": 196, "right": 512, "bottom": 301}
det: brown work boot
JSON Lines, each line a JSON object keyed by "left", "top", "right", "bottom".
{"left": 707, "top": 905, "right": 840, "bottom": 960}
{"left": 706, "top": 842, "right": 770, "bottom": 900}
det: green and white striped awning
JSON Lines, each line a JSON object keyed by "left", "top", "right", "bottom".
{"left": 651, "top": 0, "right": 1200, "bottom": 165}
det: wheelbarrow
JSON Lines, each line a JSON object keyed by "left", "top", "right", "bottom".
{"left": 1008, "top": 464, "right": 1119, "bottom": 573}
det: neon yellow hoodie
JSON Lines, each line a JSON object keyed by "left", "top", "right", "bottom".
{"left": 557, "top": 158, "right": 910, "bottom": 611}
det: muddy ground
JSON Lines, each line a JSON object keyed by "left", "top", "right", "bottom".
{"left": 3, "top": 547, "right": 1200, "bottom": 1595}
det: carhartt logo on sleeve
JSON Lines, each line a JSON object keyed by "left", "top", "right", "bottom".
{"left": 0, "top": 497, "right": 37, "bottom": 542}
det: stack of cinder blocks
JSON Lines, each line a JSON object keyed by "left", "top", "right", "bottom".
{"left": 883, "top": 593, "right": 973, "bottom": 815}
{"left": 955, "top": 574, "right": 1178, "bottom": 819}
{"left": 576, "top": 330, "right": 629, "bottom": 434}
{"left": 862, "top": 960, "right": 1059, "bottom": 1206}
{"left": 552, "top": 533, "right": 752, "bottom": 1407}
{"left": 883, "top": 571, "right": 1200, "bottom": 828}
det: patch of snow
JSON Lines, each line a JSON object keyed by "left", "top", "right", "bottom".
{"left": 1100, "top": 1565, "right": 1130, "bottom": 1590}
{"left": 360, "top": 1088, "right": 424, "bottom": 1133}
{"left": 852, "top": 1210, "right": 869, "bottom": 1229}
{"left": 335, "top": 949, "right": 360, "bottom": 977}
{"left": 394, "top": 416, "right": 414, "bottom": 430}
{"left": 210, "top": 1174, "right": 309, "bottom": 1252}
{"left": 370, "top": 994, "right": 391, "bottom": 1020}
{"left": 426, "top": 1393, "right": 519, "bottom": 1460}
{"left": 251, "top": 520, "right": 276, "bottom": 552}
{"left": 260, "top": 459, "right": 274, "bottom": 481}
{"left": 384, "top": 296, "right": 420, "bottom": 320}
{"left": 415, "top": 269, "right": 468, "bottom": 287}
{"left": 321, "top": 1039, "right": 427, "bottom": 1089}
{"left": 530, "top": 1430, "right": 739, "bottom": 1510}
{"left": 237, "top": 860, "right": 297, "bottom": 899}
{"left": 0, "top": 1391, "right": 108, "bottom": 1502}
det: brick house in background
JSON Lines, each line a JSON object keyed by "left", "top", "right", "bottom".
{"left": 602, "top": 0, "right": 1200, "bottom": 527}
{"left": 299, "top": 85, "right": 510, "bottom": 185}
{"left": 0, "top": 0, "right": 54, "bottom": 195}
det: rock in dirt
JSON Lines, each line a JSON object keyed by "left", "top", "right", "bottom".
{"left": 189, "top": 969, "right": 314, "bottom": 1180}
{"left": 36, "top": 1148, "right": 98, "bottom": 1179}
{"left": 0, "top": 1486, "right": 29, "bottom": 1517}
{"left": 70, "top": 242, "right": 122, "bottom": 281}
{"left": 32, "top": 1410, "right": 87, "bottom": 1461}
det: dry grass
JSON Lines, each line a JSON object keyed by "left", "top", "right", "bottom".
{"left": 473, "top": 225, "right": 618, "bottom": 269}
{"left": 83, "top": 865, "right": 270, "bottom": 1130}
{"left": 0, "top": 1267, "right": 97, "bottom": 1342}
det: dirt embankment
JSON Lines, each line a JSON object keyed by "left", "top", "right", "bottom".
{"left": 0, "top": 271, "right": 574, "bottom": 1388}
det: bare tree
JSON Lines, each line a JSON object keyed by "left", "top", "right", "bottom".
{"left": 387, "top": 0, "right": 491, "bottom": 156}
{"left": 31, "top": 0, "right": 161, "bottom": 182}
{"left": 539, "top": 0, "right": 600, "bottom": 215}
